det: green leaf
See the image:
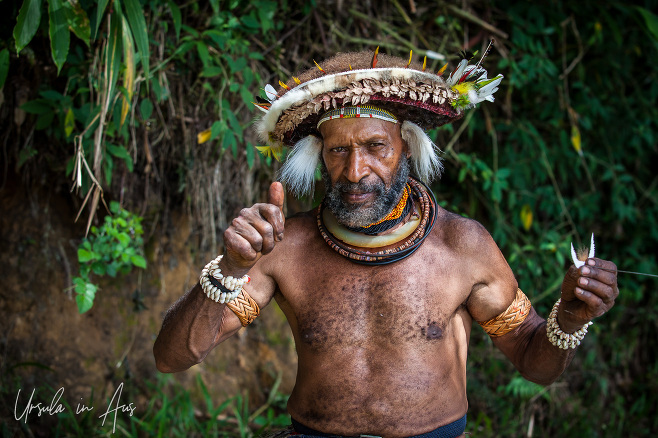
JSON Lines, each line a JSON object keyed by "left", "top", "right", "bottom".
{"left": 35, "top": 111, "right": 55, "bottom": 130}
{"left": 167, "top": 0, "right": 181, "bottom": 41}
{"left": 636, "top": 7, "right": 658, "bottom": 42}
{"left": 21, "top": 99, "right": 52, "bottom": 114}
{"left": 105, "top": 11, "right": 122, "bottom": 107}
{"left": 120, "top": 15, "right": 135, "bottom": 127}
{"left": 64, "top": 107, "right": 75, "bottom": 137}
{"left": 75, "top": 280, "right": 97, "bottom": 313}
{"left": 116, "top": 232, "right": 130, "bottom": 247}
{"left": 64, "top": 0, "right": 90, "bottom": 46}
{"left": 109, "top": 200, "right": 120, "bottom": 214}
{"left": 222, "top": 131, "right": 237, "bottom": 155}
{"left": 0, "top": 49, "right": 9, "bottom": 89}
{"left": 93, "top": 0, "right": 110, "bottom": 40}
{"left": 200, "top": 66, "right": 223, "bottom": 78}
{"left": 210, "top": 120, "right": 225, "bottom": 141}
{"left": 14, "top": 0, "right": 43, "bottom": 54}
{"left": 106, "top": 143, "right": 133, "bottom": 172}
{"left": 140, "top": 98, "right": 153, "bottom": 120}
{"left": 78, "top": 248, "right": 93, "bottom": 262}
{"left": 226, "top": 56, "right": 247, "bottom": 74}
{"left": 123, "top": 0, "right": 150, "bottom": 84}
{"left": 196, "top": 41, "right": 210, "bottom": 68}
{"left": 48, "top": 0, "right": 70, "bottom": 73}
{"left": 240, "top": 14, "right": 259, "bottom": 29}
{"left": 223, "top": 107, "right": 243, "bottom": 141}
{"left": 130, "top": 254, "right": 146, "bottom": 269}
{"left": 40, "top": 89, "right": 64, "bottom": 101}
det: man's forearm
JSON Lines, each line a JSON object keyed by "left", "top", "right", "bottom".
{"left": 493, "top": 309, "right": 578, "bottom": 386}
{"left": 153, "top": 283, "right": 236, "bottom": 373}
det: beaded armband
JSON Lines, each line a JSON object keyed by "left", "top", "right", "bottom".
{"left": 478, "top": 288, "right": 532, "bottom": 337}
{"left": 546, "top": 299, "right": 593, "bottom": 349}
{"left": 199, "top": 255, "right": 250, "bottom": 303}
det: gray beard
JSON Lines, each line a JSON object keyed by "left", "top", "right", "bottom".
{"left": 321, "top": 158, "right": 410, "bottom": 228}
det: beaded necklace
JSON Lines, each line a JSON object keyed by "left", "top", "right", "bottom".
{"left": 317, "top": 177, "right": 437, "bottom": 265}
{"left": 345, "top": 183, "right": 412, "bottom": 235}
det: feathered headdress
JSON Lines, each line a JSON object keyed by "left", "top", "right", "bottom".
{"left": 254, "top": 42, "right": 502, "bottom": 196}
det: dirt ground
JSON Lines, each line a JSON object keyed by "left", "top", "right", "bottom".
{"left": 0, "top": 175, "right": 298, "bottom": 433}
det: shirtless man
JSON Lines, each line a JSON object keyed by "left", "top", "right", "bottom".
{"left": 153, "top": 51, "right": 618, "bottom": 438}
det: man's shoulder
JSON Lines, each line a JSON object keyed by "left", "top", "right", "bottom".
{"left": 433, "top": 207, "right": 493, "bottom": 251}
{"left": 283, "top": 208, "right": 319, "bottom": 240}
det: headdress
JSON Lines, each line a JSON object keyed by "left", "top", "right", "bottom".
{"left": 254, "top": 42, "right": 502, "bottom": 196}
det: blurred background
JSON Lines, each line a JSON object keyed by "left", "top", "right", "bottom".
{"left": 1, "top": 0, "right": 657, "bottom": 436}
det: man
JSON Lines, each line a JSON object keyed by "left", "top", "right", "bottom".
{"left": 154, "top": 49, "right": 618, "bottom": 438}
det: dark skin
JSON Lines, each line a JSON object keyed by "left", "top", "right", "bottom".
{"left": 154, "top": 118, "right": 618, "bottom": 437}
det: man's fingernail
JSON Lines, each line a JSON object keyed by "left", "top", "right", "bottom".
{"left": 587, "top": 259, "right": 596, "bottom": 266}
{"left": 579, "top": 278, "right": 588, "bottom": 286}
{"left": 582, "top": 267, "right": 590, "bottom": 275}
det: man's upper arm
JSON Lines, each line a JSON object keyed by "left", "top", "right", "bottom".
{"left": 461, "top": 220, "right": 518, "bottom": 323}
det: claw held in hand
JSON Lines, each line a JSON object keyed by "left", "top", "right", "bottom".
{"left": 571, "top": 234, "right": 595, "bottom": 268}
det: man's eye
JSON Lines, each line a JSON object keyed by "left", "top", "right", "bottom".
{"left": 330, "top": 147, "right": 347, "bottom": 153}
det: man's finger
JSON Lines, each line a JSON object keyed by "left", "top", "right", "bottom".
{"left": 269, "top": 182, "right": 285, "bottom": 212}
{"left": 267, "top": 182, "right": 285, "bottom": 241}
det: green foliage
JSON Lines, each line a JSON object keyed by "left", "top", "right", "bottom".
{"left": 74, "top": 201, "right": 146, "bottom": 313}
{"left": 0, "top": 49, "right": 9, "bottom": 89}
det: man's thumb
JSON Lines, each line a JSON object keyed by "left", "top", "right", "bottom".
{"left": 268, "top": 182, "right": 284, "bottom": 211}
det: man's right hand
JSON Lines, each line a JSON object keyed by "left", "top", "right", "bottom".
{"left": 219, "top": 182, "right": 285, "bottom": 276}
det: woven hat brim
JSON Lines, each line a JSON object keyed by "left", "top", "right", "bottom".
{"left": 257, "top": 67, "right": 461, "bottom": 146}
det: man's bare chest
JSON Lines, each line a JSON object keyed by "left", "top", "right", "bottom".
{"left": 275, "top": 248, "right": 473, "bottom": 353}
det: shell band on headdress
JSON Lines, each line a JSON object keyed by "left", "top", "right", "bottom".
{"left": 254, "top": 44, "right": 503, "bottom": 197}
{"left": 317, "top": 105, "right": 398, "bottom": 128}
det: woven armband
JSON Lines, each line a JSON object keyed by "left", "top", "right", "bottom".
{"left": 478, "top": 288, "right": 532, "bottom": 337}
{"left": 226, "top": 287, "right": 260, "bottom": 327}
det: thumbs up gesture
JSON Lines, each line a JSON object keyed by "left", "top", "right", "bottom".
{"left": 221, "top": 182, "right": 285, "bottom": 275}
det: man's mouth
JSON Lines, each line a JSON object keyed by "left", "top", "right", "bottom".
{"left": 342, "top": 191, "right": 374, "bottom": 203}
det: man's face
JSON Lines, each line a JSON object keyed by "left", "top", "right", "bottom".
{"left": 319, "top": 117, "right": 410, "bottom": 228}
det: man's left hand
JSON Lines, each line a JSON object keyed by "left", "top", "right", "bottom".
{"left": 557, "top": 258, "right": 619, "bottom": 333}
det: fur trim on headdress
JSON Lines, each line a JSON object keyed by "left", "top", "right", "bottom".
{"left": 278, "top": 135, "right": 322, "bottom": 197}
{"left": 401, "top": 121, "right": 443, "bottom": 183}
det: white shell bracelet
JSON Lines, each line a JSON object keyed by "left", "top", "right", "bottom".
{"left": 199, "top": 255, "right": 250, "bottom": 303}
{"left": 546, "top": 299, "right": 593, "bottom": 350}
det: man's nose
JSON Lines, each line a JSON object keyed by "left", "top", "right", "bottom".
{"left": 345, "top": 149, "right": 370, "bottom": 183}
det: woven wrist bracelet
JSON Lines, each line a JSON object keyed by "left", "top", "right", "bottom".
{"left": 226, "top": 288, "right": 260, "bottom": 326}
{"left": 546, "top": 299, "right": 593, "bottom": 349}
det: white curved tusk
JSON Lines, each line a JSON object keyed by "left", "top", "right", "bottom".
{"left": 588, "top": 233, "right": 596, "bottom": 260}
{"left": 571, "top": 234, "right": 595, "bottom": 268}
{"left": 571, "top": 242, "right": 584, "bottom": 268}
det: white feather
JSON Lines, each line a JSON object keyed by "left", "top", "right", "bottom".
{"left": 264, "top": 84, "right": 278, "bottom": 103}
{"left": 400, "top": 121, "right": 443, "bottom": 183}
{"left": 278, "top": 135, "right": 323, "bottom": 197}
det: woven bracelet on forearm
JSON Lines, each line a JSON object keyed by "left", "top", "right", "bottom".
{"left": 226, "top": 288, "right": 260, "bottom": 326}
{"left": 478, "top": 288, "right": 532, "bottom": 337}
